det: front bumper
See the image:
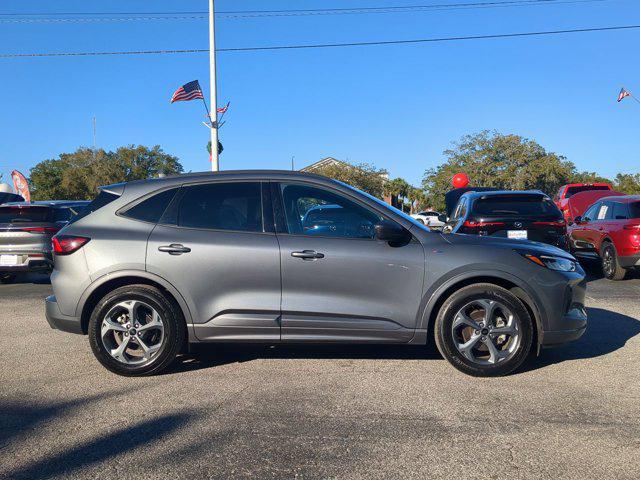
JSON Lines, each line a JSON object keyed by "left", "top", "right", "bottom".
{"left": 45, "top": 295, "right": 83, "bottom": 334}
{"left": 540, "top": 273, "right": 588, "bottom": 347}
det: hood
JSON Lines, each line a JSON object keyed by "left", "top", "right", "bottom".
{"left": 439, "top": 232, "right": 575, "bottom": 260}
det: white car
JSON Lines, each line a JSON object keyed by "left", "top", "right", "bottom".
{"left": 411, "top": 211, "right": 445, "bottom": 229}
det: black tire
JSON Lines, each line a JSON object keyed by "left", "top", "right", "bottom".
{"left": 88, "top": 284, "right": 185, "bottom": 376}
{"left": 0, "top": 273, "right": 15, "bottom": 284}
{"left": 601, "top": 242, "right": 626, "bottom": 281}
{"left": 434, "top": 283, "right": 534, "bottom": 377}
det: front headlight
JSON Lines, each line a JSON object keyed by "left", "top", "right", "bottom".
{"left": 519, "top": 251, "right": 577, "bottom": 272}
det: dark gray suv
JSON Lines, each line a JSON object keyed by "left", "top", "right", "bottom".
{"left": 45, "top": 171, "right": 587, "bottom": 377}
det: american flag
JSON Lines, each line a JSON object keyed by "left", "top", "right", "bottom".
{"left": 170, "top": 80, "right": 204, "bottom": 103}
{"left": 216, "top": 103, "right": 229, "bottom": 114}
{"left": 617, "top": 87, "right": 631, "bottom": 103}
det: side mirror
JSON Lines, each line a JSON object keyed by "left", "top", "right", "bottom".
{"left": 375, "top": 220, "right": 411, "bottom": 245}
{"left": 573, "top": 216, "right": 583, "bottom": 224}
{"left": 438, "top": 213, "right": 448, "bottom": 223}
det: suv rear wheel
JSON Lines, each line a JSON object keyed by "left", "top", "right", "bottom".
{"left": 601, "top": 242, "right": 627, "bottom": 281}
{"left": 88, "top": 285, "right": 184, "bottom": 376}
{"left": 434, "top": 283, "right": 533, "bottom": 377}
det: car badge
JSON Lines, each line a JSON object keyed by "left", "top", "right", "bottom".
{"left": 514, "top": 222, "right": 523, "bottom": 228}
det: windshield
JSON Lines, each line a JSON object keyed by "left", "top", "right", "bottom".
{"left": 472, "top": 195, "right": 562, "bottom": 217}
{"left": 335, "top": 180, "right": 429, "bottom": 230}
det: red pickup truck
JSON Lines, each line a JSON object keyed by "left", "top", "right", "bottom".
{"left": 554, "top": 183, "right": 613, "bottom": 220}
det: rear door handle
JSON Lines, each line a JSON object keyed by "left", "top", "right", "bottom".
{"left": 158, "top": 244, "right": 191, "bottom": 255}
{"left": 291, "top": 250, "right": 325, "bottom": 260}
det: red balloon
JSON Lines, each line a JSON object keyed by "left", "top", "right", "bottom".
{"left": 452, "top": 173, "right": 470, "bottom": 189}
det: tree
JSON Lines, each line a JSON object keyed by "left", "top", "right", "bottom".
{"left": 311, "top": 161, "right": 389, "bottom": 198}
{"left": 422, "top": 131, "right": 580, "bottom": 211}
{"left": 29, "top": 145, "right": 183, "bottom": 200}
{"left": 614, "top": 173, "right": 640, "bottom": 194}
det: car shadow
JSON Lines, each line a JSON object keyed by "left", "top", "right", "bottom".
{"left": 168, "top": 343, "right": 442, "bottom": 374}
{"left": 1, "top": 272, "right": 51, "bottom": 285}
{"left": 169, "top": 306, "right": 640, "bottom": 376}
{"left": 522, "top": 307, "right": 640, "bottom": 372}
{"left": 577, "top": 256, "right": 640, "bottom": 282}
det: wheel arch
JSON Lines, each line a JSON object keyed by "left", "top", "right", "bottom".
{"left": 420, "top": 272, "right": 544, "bottom": 350}
{"left": 77, "top": 270, "right": 193, "bottom": 335}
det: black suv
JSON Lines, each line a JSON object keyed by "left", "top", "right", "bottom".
{"left": 443, "top": 190, "right": 568, "bottom": 249}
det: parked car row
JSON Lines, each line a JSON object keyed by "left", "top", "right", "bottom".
{"left": 0, "top": 201, "right": 89, "bottom": 283}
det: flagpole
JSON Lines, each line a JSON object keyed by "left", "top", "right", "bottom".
{"left": 209, "top": 0, "right": 219, "bottom": 172}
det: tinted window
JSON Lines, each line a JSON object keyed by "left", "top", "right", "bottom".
{"left": 612, "top": 202, "right": 629, "bottom": 220}
{"left": 68, "top": 190, "right": 120, "bottom": 225}
{"left": 0, "top": 206, "right": 51, "bottom": 223}
{"left": 471, "top": 195, "right": 560, "bottom": 217}
{"left": 280, "top": 183, "right": 381, "bottom": 238}
{"left": 596, "top": 203, "right": 610, "bottom": 220}
{"left": 52, "top": 207, "right": 80, "bottom": 223}
{"left": 565, "top": 185, "right": 611, "bottom": 198}
{"left": 178, "top": 182, "right": 263, "bottom": 232}
{"left": 123, "top": 188, "right": 178, "bottom": 223}
{"left": 583, "top": 203, "right": 600, "bottom": 222}
{"left": 629, "top": 202, "right": 640, "bottom": 219}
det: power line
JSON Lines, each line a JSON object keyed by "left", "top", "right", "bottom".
{"left": 0, "top": 0, "right": 613, "bottom": 23}
{"left": 0, "top": 24, "right": 638, "bottom": 58}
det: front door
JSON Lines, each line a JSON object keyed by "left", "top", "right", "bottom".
{"left": 147, "top": 181, "right": 281, "bottom": 342}
{"left": 273, "top": 182, "right": 425, "bottom": 343}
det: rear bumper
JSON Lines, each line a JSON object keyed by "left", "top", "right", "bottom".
{"left": 45, "top": 295, "right": 83, "bottom": 334}
{"left": 618, "top": 253, "right": 640, "bottom": 268}
{"left": 0, "top": 253, "right": 52, "bottom": 272}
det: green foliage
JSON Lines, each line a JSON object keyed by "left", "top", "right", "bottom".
{"left": 29, "top": 145, "right": 182, "bottom": 200}
{"left": 311, "top": 161, "right": 389, "bottom": 198}
{"left": 614, "top": 173, "right": 640, "bottom": 195}
{"left": 421, "top": 131, "right": 612, "bottom": 211}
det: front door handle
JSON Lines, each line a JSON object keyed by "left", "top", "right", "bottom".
{"left": 291, "top": 250, "right": 325, "bottom": 260}
{"left": 158, "top": 244, "right": 191, "bottom": 255}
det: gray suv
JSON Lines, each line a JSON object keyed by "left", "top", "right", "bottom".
{"left": 45, "top": 171, "right": 587, "bottom": 377}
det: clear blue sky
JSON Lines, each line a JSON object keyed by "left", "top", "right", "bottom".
{"left": 0, "top": 0, "right": 639, "bottom": 189}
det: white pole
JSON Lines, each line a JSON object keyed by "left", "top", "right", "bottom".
{"left": 209, "top": 0, "right": 219, "bottom": 172}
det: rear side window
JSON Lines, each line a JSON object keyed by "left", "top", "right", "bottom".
{"left": 122, "top": 188, "right": 178, "bottom": 224}
{"left": 0, "top": 206, "right": 51, "bottom": 223}
{"left": 629, "top": 202, "right": 640, "bottom": 219}
{"left": 472, "top": 195, "right": 560, "bottom": 217}
{"left": 612, "top": 202, "right": 629, "bottom": 220}
{"left": 177, "top": 182, "right": 263, "bottom": 232}
{"left": 68, "top": 191, "right": 120, "bottom": 225}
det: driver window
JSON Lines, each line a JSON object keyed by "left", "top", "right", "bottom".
{"left": 583, "top": 203, "right": 599, "bottom": 222}
{"left": 280, "top": 183, "right": 382, "bottom": 239}
{"left": 596, "top": 203, "right": 610, "bottom": 220}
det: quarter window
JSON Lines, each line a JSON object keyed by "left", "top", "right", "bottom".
{"left": 177, "top": 182, "right": 263, "bottom": 232}
{"left": 279, "top": 183, "right": 382, "bottom": 239}
{"left": 123, "top": 188, "right": 178, "bottom": 224}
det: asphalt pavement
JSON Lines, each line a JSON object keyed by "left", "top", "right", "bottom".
{"left": 1, "top": 263, "right": 639, "bottom": 479}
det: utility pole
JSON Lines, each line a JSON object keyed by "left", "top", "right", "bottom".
{"left": 209, "top": 0, "right": 219, "bottom": 172}
{"left": 92, "top": 116, "right": 97, "bottom": 149}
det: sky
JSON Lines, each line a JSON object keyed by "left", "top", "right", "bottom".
{"left": 0, "top": 0, "right": 639, "bottom": 191}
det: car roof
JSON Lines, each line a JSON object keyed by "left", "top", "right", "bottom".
{"left": 460, "top": 190, "right": 547, "bottom": 200}
{"left": 1, "top": 200, "right": 90, "bottom": 207}
{"left": 564, "top": 182, "right": 612, "bottom": 188}
{"left": 599, "top": 195, "right": 640, "bottom": 204}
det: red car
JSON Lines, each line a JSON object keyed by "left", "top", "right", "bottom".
{"left": 554, "top": 183, "right": 613, "bottom": 220}
{"left": 568, "top": 195, "right": 640, "bottom": 280}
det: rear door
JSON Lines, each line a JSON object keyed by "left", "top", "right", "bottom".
{"left": 146, "top": 181, "right": 282, "bottom": 342}
{"left": 273, "top": 181, "right": 425, "bottom": 343}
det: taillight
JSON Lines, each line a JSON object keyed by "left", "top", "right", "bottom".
{"left": 21, "top": 227, "right": 59, "bottom": 234}
{"left": 52, "top": 235, "right": 90, "bottom": 255}
{"left": 463, "top": 221, "right": 505, "bottom": 228}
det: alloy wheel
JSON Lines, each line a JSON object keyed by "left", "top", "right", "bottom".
{"left": 100, "top": 300, "right": 165, "bottom": 366}
{"left": 603, "top": 248, "right": 614, "bottom": 277}
{"left": 451, "top": 299, "right": 521, "bottom": 365}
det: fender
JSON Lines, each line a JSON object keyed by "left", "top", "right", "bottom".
{"left": 75, "top": 269, "right": 195, "bottom": 330}
{"left": 417, "top": 265, "right": 547, "bottom": 344}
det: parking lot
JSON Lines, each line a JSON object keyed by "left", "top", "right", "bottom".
{"left": 1, "top": 261, "right": 639, "bottom": 480}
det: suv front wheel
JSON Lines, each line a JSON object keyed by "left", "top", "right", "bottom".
{"left": 88, "top": 285, "right": 184, "bottom": 376}
{"left": 434, "top": 283, "right": 533, "bottom": 377}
